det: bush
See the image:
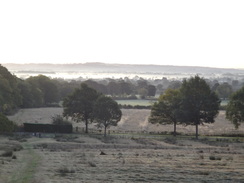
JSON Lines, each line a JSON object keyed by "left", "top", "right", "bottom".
{"left": 164, "top": 137, "right": 177, "bottom": 145}
{"left": 0, "top": 113, "right": 17, "bottom": 133}
{"left": 88, "top": 161, "right": 97, "bottom": 167}
{"left": 209, "top": 155, "right": 221, "bottom": 160}
{"left": 1, "top": 150, "right": 13, "bottom": 157}
{"left": 52, "top": 115, "right": 71, "bottom": 125}
{"left": 12, "top": 155, "right": 17, "bottom": 159}
{"left": 58, "top": 166, "right": 75, "bottom": 176}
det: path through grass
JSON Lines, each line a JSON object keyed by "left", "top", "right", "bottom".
{"left": 9, "top": 142, "right": 41, "bottom": 183}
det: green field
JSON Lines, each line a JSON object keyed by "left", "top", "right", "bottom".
{"left": 116, "top": 99, "right": 156, "bottom": 106}
{"left": 116, "top": 99, "right": 228, "bottom": 106}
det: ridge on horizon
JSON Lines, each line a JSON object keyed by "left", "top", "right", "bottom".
{"left": 2, "top": 62, "right": 242, "bottom": 70}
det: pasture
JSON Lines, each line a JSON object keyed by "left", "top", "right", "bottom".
{"left": 0, "top": 108, "right": 243, "bottom": 182}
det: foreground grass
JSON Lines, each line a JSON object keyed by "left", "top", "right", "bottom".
{"left": 1, "top": 133, "right": 243, "bottom": 182}
{"left": 9, "top": 142, "right": 41, "bottom": 183}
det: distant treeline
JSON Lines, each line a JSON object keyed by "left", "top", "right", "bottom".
{"left": 0, "top": 64, "right": 243, "bottom": 114}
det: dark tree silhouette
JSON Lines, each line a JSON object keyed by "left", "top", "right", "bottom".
{"left": 226, "top": 86, "right": 244, "bottom": 129}
{"left": 94, "top": 95, "right": 122, "bottom": 137}
{"left": 63, "top": 83, "right": 100, "bottom": 133}
{"left": 178, "top": 76, "right": 220, "bottom": 139}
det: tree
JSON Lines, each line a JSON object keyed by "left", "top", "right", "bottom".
{"left": 147, "top": 85, "right": 156, "bottom": 97}
{"left": 63, "top": 83, "right": 100, "bottom": 133}
{"left": 17, "top": 79, "right": 34, "bottom": 108}
{"left": 107, "top": 81, "right": 119, "bottom": 96}
{"left": 149, "top": 89, "right": 181, "bottom": 136}
{"left": 179, "top": 76, "right": 220, "bottom": 139}
{"left": 93, "top": 95, "right": 122, "bottom": 137}
{"left": 0, "top": 65, "right": 22, "bottom": 114}
{"left": 168, "top": 80, "right": 182, "bottom": 90}
{"left": 137, "top": 79, "right": 148, "bottom": 98}
{"left": 84, "top": 79, "right": 107, "bottom": 94}
{"left": 52, "top": 115, "right": 71, "bottom": 125}
{"left": 216, "top": 82, "right": 233, "bottom": 100}
{"left": 55, "top": 79, "right": 80, "bottom": 100}
{"left": 226, "top": 86, "right": 244, "bottom": 129}
{"left": 26, "top": 75, "right": 59, "bottom": 105}
{"left": 118, "top": 80, "right": 133, "bottom": 96}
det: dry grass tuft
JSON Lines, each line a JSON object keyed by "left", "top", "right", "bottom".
{"left": 209, "top": 155, "right": 222, "bottom": 160}
{"left": 1, "top": 150, "right": 13, "bottom": 157}
{"left": 88, "top": 161, "right": 97, "bottom": 167}
{"left": 58, "top": 166, "right": 76, "bottom": 176}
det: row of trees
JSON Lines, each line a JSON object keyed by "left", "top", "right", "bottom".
{"left": 0, "top": 64, "right": 156, "bottom": 114}
{"left": 149, "top": 76, "right": 244, "bottom": 139}
{"left": 63, "top": 83, "right": 122, "bottom": 137}
{"left": 63, "top": 75, "right": 243, "bottom": 139}
{"left": 0, "top": 65, "right": 60, "bottom": 114}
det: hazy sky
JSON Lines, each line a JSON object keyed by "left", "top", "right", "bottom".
{"left": 0, "top": 0, "right": 243, "bottom": 69}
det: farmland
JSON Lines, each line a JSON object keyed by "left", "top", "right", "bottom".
{"left": 115, "top": 99, "right": 156, "bottom": 106}
{"left": 7, "top": 108, "right": 243, "bottom": 136}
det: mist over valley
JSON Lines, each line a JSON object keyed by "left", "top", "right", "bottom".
{"left": 3, "top": 62, "right": 244, "bottom": 80}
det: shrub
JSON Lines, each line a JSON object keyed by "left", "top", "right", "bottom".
{"left": 164, "top": 137, "right": 177, "bottom": 145}
{"left": 52, "top": 115, "right": 71, "bottom": 125}
{"left": 13, "top": 144, "right": 24, "bottom": 151}
{"left": 0, "top": 113, "right": 17, "bottom": 133}
{"left": 58, "top": 166, "right": 75, "bottom": 176}
{"left": 1, "top": 150, "right": 13, "bottom": 157}
{"left": 209, "top": 155, "right": 221, "bottom": 160}
{"left": 88, "top": 161, "right": 97, "bottom": 167}
{"left": 12, "top": 155, "right": 17, "bottom": 159}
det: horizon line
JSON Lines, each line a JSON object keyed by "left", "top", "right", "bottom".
{"left": 2, "top": 62, "right": 244, "bottom": 70}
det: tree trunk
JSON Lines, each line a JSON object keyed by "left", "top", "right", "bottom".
{"left": 195, "top": 123, "right": 198, "bottom": 139}
{"left": 173, "top": 121, "right": 176, "bottom": 137}
{"left": 104, "top": 126, "right": 107, "bottom": 137}
{"left": 85, "top": 119, "right": 88, "bottom": 133}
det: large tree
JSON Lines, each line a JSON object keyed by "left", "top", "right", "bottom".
{"left": 226, "top": 86, "right": 244, "bottom": 129}
{"left": 63, "top": 83, "right": 100, "bottom": 133}
{"left": 0, "top": 65, "right": 22, "bottom": 114}
{"left": 179, "top": 76, "right": 220, "bottom": 139}
{"left": 94, "top": 95, "right": 122, "bottom": 137}
{"left": 149, "top": 89, "right": 181, "bottom": 136}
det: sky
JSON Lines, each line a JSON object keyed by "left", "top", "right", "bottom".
{"left": 0, "top": 0, "right": 244, "bottom": 69}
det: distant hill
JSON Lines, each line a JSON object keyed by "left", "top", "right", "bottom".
{"left": 2, "top": 62, "right": 244, "bottom": 80}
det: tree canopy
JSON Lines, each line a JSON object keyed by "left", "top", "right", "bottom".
{"left": 94, "top": 95, "right": 122, "bottom": 137}
{"left": 178, "top": 76, "right": 220, "bottom": 139}
{"left": 63, "top": 83, "right": 100, "bottom": 133}
{"left": 226, "top": 86, "right": 244, "bottom": 129}
{"left": 0, "top": 65, "right": 22, "bottom": 114}
{"left": 149, "top": 89, "right": 181, "bottom": 136}
{"left": 26, "top": 75, "right": 59, "bottom": 106}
